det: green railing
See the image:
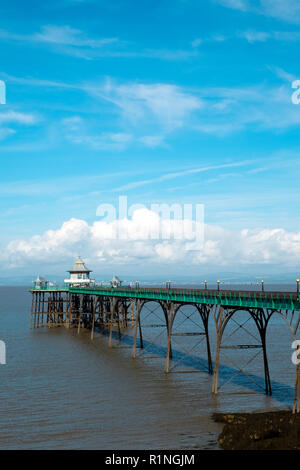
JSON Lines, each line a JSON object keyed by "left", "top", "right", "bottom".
{"left": 67, "top": 286, "right": 300, "bottom": 311}
{"left": 29, "top": 285, "right": 300, "bottom": 310}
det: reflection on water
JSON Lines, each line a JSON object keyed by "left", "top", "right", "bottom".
{"left": 0, "top": 286, "right": 297, "bottom": 449}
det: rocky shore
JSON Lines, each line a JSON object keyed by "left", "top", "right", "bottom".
{"left": 213, "top": 410, "right": 300, "bottom": 450}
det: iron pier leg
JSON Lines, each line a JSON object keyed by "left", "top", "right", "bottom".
{"left": 30, "top": 293, "right": 34, "bottom": 329}
{"left": 108, "top": 298, "right": 116, "bottom": 348}
{"left": 91, "top": 296, "right": 96, "bottom": 340}
{"left": 212, "top": 333, "right": 221, "bottom": 394}
{"left": 77, "top": 295, "right": 83, "bottom": 334}
{"left": 164, "top": 303, "right": 174, "bottom": 374}
{"left": 138, "top": 315, "right": 143, "bottom": 349}
{"left": 261, "top": 330, "right": 272, "bottom": 395}
{"left": 165, "top": 330, "right": 172, "bottom": 373}
{"left": 212, "top": 305, "right": 222, "bottom": 394}
{"left": 132, "top": 300, "right": 142, "bottom": 359}
{"left": 197, "top": 304, "right": 213, "bottom": 375}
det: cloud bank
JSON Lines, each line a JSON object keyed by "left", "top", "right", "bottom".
{"left": 2, "top": 209, "right": 300, "bottom": 277}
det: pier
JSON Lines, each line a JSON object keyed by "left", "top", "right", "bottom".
{"left": 30, "top": 283, "right": 300, "bottom": 413}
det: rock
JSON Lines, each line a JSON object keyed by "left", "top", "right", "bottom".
{"left": 213, "top": 410, "right": 300, "bottom": 450}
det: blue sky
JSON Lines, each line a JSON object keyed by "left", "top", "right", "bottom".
{"left": 1, "top": 0, "right": 300, "bottom": 282}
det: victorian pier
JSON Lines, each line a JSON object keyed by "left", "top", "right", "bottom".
{"left": 30, "top": 258, "right": 300, "bottom": 413}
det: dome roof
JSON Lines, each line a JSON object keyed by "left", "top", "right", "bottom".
{"left": 68, "top": 256, "right": 92, "bottom": 273}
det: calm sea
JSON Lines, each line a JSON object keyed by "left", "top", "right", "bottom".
{"left": 0, "top": 285, "right": 297, "bottom": 449}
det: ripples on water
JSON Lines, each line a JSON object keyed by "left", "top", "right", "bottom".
{"left": 0, "top": 285, "right": 297, "bottom": 449}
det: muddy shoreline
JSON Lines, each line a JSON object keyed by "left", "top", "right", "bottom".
{"left": 213, "top": 410, "right": 300, "bottom": 450}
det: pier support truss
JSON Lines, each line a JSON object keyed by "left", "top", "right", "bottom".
{"left": 30, "top": 289, "right": 300, "bottom": 412}
{"left": 30, "top": 290, "right": 69, "bottom": 328}
{"left": 165, "top": 303, "right": 213, "bottom": 375}
{"left": 130, "top": 300, "right": 213, "bottom": 375}
{"left": 212, "top": 306, "right": 274, "bottom": 396}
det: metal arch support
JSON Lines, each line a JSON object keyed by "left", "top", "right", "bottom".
{"left": 212, "top": 306, "right": 275, "bottom": 395}
{"left": 212, "top": 305, "right": 223, "bottom": 394}
{"left": 164, "top": 302, "right": 176, "bottom": 373}
{"left": 164, "top": 302, "right": 213, "bottom": 375}
{"left": 132, "top": 299, "right": 172, "bottom": 364}
{"left": 141, "top": 299, "right": 172, "bottom": 335}
{"left": 196, "top": 304, "right": 213, "bottom": 375}
{"left": 132, "top": 299, "right": 144, "bottom": 359}
{"left": 248, "top": 308, "right": 274, "bottom": 396}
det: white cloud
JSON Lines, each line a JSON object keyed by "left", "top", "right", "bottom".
{"left": 0, "top": 110, "right": 37, "bottom": 125}
{"left": 114, "top": 161, "right": 250, "bottom": 191}
{"left": 0, "top": 25, "right": 118, "bottom": 50}
{"left": 191, "top": 29, "right": 300, "bottom": 47}
{"left": 139, "top": 135, "right": 165, "bottom": 147}
{"left": 194, "top": 82, "right": 300, "bottom": 134}
{"left": 4, "top": 74, "right": 300, "bottom": 143}
{"left": 240, "top": 31, "right": 270, "bottom": 42}
{"left": 0, "top": 128, "right": 16, "bottom": 140}
{"left": 0, "top": 25, "right": 196, "bottom": 61}
{"left": 59, "top": 80, "right": 203, "bottom": 147}
{"left": 59, "top": 81, "right": 202, "bottom": 147}
{"left": 216, "top": 0, "right": 250, "bottom": 11}
{"left": 261, "top": 0, "right": 300, "bottom": 23}
{"left": 268, "top": 66, "right": 295, "bottom": 82}
{"left": 216, "top": 0, "right": 300, "bottom": 23}
{"left": 3, "top": 211, "right": 300, "bottom": 273}
{"left": 191, "top": 38, "right": 202, "bottom": 48}
{"left": 95, "top": 79, "right": 300, "bottom": 138}
{"left": 0, "top": 111, "right": 36, "bottom": 143}
{"left": 34, "top": 25, "right": 118, "bottom": 48}
{"left": 62, "top": 116, "right": 133, "bottom": 150}
{"left": 239, "top": 30, "right": 300, "bottom": 43}
{"left": 91, "top": 80, "right": 203, "bottom": 132}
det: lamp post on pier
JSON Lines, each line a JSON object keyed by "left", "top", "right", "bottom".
{"left": 261, "top": 280, "right": 264, "bottom": 292}
{"left": 297, "top": 279, "right": 300, "bottom": 293}
{"left": 204, "top": 280, "right": 207, "bottom": 290}
{"left": 217, "top": 280, "right": 220, "bottom": 291}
